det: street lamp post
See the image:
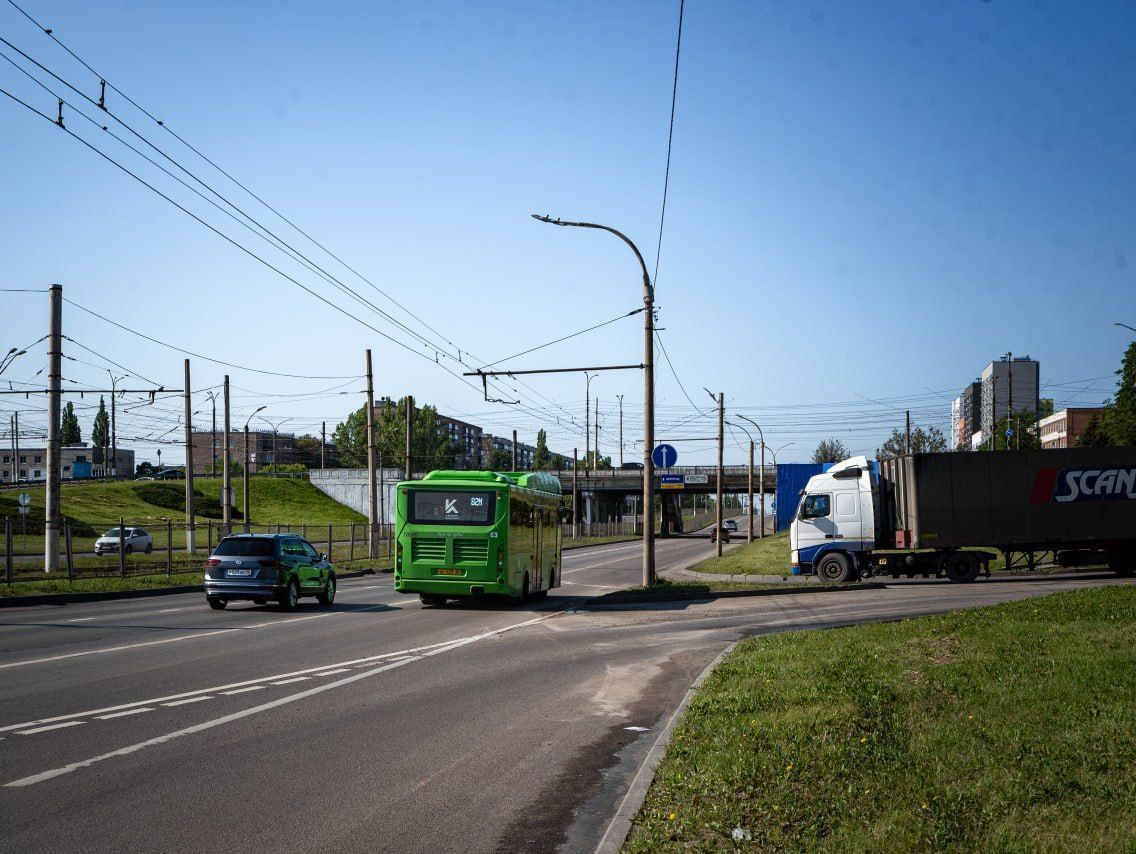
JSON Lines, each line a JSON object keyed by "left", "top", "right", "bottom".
{"left": 205, "top": 391, "right": 218, "bottom": 475}
{"left": 736, "top": 415, "right": 765, "bottom": 539}
{"left": 728, "top": 420, "right": 756, "bottom": 543}
{"left": 533, "top": 214, "right": 656, "bottom": 586}
{"left": 584, "top": 372, "right": 598, "bottom": 473}
{"left": 243, "top": 406, "right": 267, "bottom": 532}
{"left": 259, "top": 416, "right": 291, "bottom": 477}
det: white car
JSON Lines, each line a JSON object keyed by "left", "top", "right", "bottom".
{"left": 95, "top": 527, "right": 153, "bottom": 556}
{"left": 723, "top": 519, "right": 738, "bottom": 532}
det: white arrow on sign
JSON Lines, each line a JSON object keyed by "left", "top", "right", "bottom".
{"left": 18, "top": 492, "right": 30, "bottom": 508}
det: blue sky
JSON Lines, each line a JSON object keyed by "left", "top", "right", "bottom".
{"left": 1, "top": 0, "right": 1133, "bottom": 467}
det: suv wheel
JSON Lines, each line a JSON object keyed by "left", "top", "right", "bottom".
{"left": 207, "top": 597, "right": 227, "bottom": 610}
{"left": 279, "top": 579, "right": 300, "bottom": 611}
{"left": 317, "top": 576, "right": 336, "bottom": 607}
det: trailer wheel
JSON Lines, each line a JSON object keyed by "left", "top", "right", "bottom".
{"left": 1107, "top": 551, "right": 1136, "bottom": 577}
{"left": 944, "top": 552, "right": 980, "bottom": 583}
{"left": 816, "top": 552, "right": 854, "bottom": 583}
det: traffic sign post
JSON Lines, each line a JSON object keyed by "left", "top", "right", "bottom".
{"left": 17, "top": 492, "right": 30, "bottom": 508}
{"left": 652, "top": 444, "right": 678, "bottom": 469}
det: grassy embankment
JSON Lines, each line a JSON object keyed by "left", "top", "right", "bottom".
{"left": 625, "top": 584, "right": 1136, "bottom": 851}
{"left": 687, "top": 530, "right": 793, "bottom": 577}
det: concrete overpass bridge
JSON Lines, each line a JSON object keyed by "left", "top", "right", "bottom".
{"left": 311, "top": 466, "right": 777, "bottom": 535}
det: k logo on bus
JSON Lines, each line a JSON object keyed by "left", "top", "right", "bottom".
{"left": 445, "top": 499, "right": 458, "bottom": 514}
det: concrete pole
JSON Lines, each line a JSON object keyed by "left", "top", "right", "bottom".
{"left": 747, "top": 440, "right": 754, "bottom": 543}
{"left": 585, "top": 385, "right": 591, "bottom": 472}
{"left": 512, "top": 429, "right": 517, "bottom": 471}
{"left": 572, "top": 447, "right": 578, "bottom": 534}
{"left": 12, "top": 411, "right": 18, "bottom": 483}
{"left": 716, "top": 392, "right": 724, "bottom": 558}
{"left": 272, "top": 428, "right": 278, "bottom": 477}
{"left": 905, "top": 409, "right": 911, "bottom": 456}
{"left": 642, "top": 264, "right": 655, "bottom": 586}
{"left": 405, "top": 395, "right": 414, "bottom": 479}
{"left": 594, "top": 398, "right": 599, "bottom": 469}
{"left": 183, "top": 359, "right": 196, "bottom": 554}
{"left": 617, "top": 394, "right": 624, "bottom": 467}
{"left": 110, "top": 380, "right": 117, "bottom": 477}
{"left": 44, "top": 284, "right": 62, "bottom": 573}
{"left": 222, "top": 376, "right": 232, "bottom": 531}
{"left": 243, "top": 424, "right": 251, "bottom": 533}
{"left": 760, "top": 439, "right": 766, "bottom": 538}
{"left": 365, "top": 349, "right": 377, "bottom": 558}
{"left": 321, "top": 421, "right": 326, "bottom": 471}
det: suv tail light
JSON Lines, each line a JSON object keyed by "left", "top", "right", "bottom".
{"left": 205, "top": 559, "right": 220, "bottom": 567}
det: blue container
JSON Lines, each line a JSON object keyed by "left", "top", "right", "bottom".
{"left": 775, "top": 463, "right": 823, "bottom": 532}
{"left": 71, "top": 460, "right": 93, "bottom": 479}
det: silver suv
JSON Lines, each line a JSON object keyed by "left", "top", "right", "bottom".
{"left": 203, "top": 534, "right": 336, "bottom": 611}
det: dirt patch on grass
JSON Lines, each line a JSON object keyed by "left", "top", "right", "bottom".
{"left": 908, "top": 633, "right": 961, "bottom": 666}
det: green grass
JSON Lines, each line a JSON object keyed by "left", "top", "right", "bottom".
{"left": 688, "top": 531, "right": 793, "bottom": 577}
{"left": 625, "top": 584, "right": 1136, "bottom": 852}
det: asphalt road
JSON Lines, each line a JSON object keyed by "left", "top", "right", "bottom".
{"left": 0, "top": 537, "right": 1129, "bottom": 853}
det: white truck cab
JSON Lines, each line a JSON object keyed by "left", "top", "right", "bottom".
{"left": 790, "top": 456, "right": 876, "bottom": 582}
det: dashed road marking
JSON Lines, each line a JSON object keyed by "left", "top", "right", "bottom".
{"left": 17, "top": 721, "right": 85, "bottom": 736}
{"left": 314, "top": 668, "right": 350, "bottom": 676}
{"left": 97, "top": 708, "right": 154, "bottom": 720}
{"left": 67, "top": 617, "right": 96, "bottom": 623}
{"left": 270, "top": 677, "right": 309, "bottom": 686}
{"left": 162, "top": 697, "right": 213, "bottom": 707}
{"left": 220, "top": 686, "right": 265, "bottom": 696}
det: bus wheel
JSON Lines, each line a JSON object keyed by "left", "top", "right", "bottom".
{"left": 419, "top": 593, "right": 446, "bottom": 607}
{"left": 817, "top": 552, "right": 853, "bottom": 583}
{"left": 513, "top": 574, "right": 529, "bottom": 606}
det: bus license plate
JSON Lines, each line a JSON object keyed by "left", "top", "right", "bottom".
{"left": 227, "top": 569, "right": 252, "bottom": 577}
{"left": 436, "top": 568, "right": 461, "bottom": 576}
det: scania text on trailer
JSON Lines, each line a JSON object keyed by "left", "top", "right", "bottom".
{"left": 789, "top": 450, "right": 1136, "bottom": 583}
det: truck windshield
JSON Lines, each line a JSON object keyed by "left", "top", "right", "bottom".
{"left": 409, "top": 490, "right": 495, "bottom": 525}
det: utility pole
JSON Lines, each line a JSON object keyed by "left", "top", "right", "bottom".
{"left": 617, "top": 394, "right": 624, "bottom": 467}
{"left": 1006, "top": 352, "right": 1014, "bottom": 451}
{"left": 44, "top": 284, "right": 62, "bottom": 573}
{"left": 405, "top": 395, "right": 414, "bottom": 479}
{"left": 905, "top": 410, "right": 911, "bottom": 456}
{"left": 511, "top": 429, "right": 518, "bottom": 471}
{"left": 243, "top": 422, "right": 251, "bottom": 533}
{"left": 572, "top": 447, "right": 578, "bottom": 533}
{"left": 321, "top": 421, "right": 326, "bottom": 471}
{"left": 12, "top": 411, "right": 18, "bottom": 483}
{"left": 760, "top": 438, "right": 765, "bottom": 539}
{"left": 109, "top": 378, "right": 117, "bottom": 477}
{"left": 594, "top": 398, "right": 600, "bottom": 469}
{"left": 222, "top": 375, "right": 232, "bottom": 532}
{"left": 716, "top": 392, "right": 724, "bottom": 557}
{"left": 206, "top": 390, "right": 218, "bottom": 475}
{"left": 365, "top": 349, "right": 377, "bottom": 558}
{"left": 747, "top": 440, "right": 754, "bottom": 542}
{"left": 183, "top": 359, "right": 196, "bottom": 554}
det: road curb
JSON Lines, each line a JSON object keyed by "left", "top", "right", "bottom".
{"left": 0, "top": 569, "right": 378, "bottom": 608}
{"left": 595, "top": 641, "right": 740, "bottom": 854}
{"left": 584, "top": 582, "right": 888, "bottom": 606}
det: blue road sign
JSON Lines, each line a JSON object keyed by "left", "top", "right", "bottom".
{"left": 660, "top": 474, "right": 685, "bottom": 489}
{"left": 652, "top": 443, "right": 678, "bottom": 468}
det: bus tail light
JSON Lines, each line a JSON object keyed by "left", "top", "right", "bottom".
{"left": 396, "top": 541, "right": 403, "bottom": 569}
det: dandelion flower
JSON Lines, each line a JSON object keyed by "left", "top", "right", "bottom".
{"left": 859, "top": 737, "right": 868, "bottom": 744}
{"left": 668, "top": 812, "right": 677, "bottom": 821}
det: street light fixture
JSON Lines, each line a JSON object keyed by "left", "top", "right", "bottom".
{"left": 243, "top": 406, "right": 267, "bottom": 532}
{"left": 1115, "top": 322, "right": 1136, "bottom": 334}
{"left": 0, "top": 347, "right": 27, "bottom": 377}
{"left": 533, "top": 214, "right": 656, "bottom": 586}
{"left": 736, "top": 415, "right": 766, "bottom": 540}
{"left": 259, "top": 415, "right": 291, "bottom": 478}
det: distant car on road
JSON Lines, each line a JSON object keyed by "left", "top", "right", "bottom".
{"left": 204, "top": 533, "right": 336, "bottom": 611}
{"left": 156, "top": 469, "right": 185, "bottom": 480}
{"left": 723, "top": 519, "right": 738, "bottom": 532}
{"left": 95, "top": 527, "right": 153, "bottom": 556}
{"left": 619, "top": 462, "right": 644, "bottom": 470}
{"left": 709, "top": 525, "right": 732, "bottom": 544}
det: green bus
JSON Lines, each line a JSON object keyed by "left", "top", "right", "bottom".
{"left": 394, "top": 470, "right": 563, "bottom": 605}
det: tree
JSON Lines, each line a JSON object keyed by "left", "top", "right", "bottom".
{"left": 812, "top": 438, "right": 849, "bottom": 464}
{"left": 136, "top": 461, "right": 154, "bottom": 477}
{"left": 533, "top": 429, "right": 552, "bottom": 469}
{"left": 878, "top": 424, "right": 948, "bottom": 459}
{"left": 1076, "top": 414, "right": 1111, "bottom": 448}
{"left": 61, "top": 402, "right": 81, "bottom": 445}
{"left": 91, "top": 396, "right": 109, "bottom": 450}
{"left": 976, "top": 407, "right": 1041, "bottom": 451}
{"left": 290, "top": 434, "right": 327, "bottom": 469}
{"left": 332, "top": 398, "right": 460, "bottom": 473}
{"left": 1103, "top": 340, "right": 1136, "bottom": 445}
{"left": 486, "top": 448, "right": 513, "bottom": 471}
{"left": 579, "top": 450, "right": 612, "bottom": 469}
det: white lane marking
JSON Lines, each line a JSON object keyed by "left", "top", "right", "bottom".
{"left": 0, "top": 617, "right": 558, "bottom": 734}
{"left": 156, "top": 609, "right": 182, "bottom": 614}
{"left": 5, "top": 612, "right": 558, "bottom": 788}
{"left": 97, "top": 708, "right": 154, "bottom": 720}
{"left": 67, "top": 617, "right": 96, "bottom": 623}
{"left": 220, "top": 686, "right": 265, "bottom": 696}
{"left": 314, "top": 668, "right": 349, "bottom": 676}
{"left": 17, "top": 721, "right": 85, "bottom": 736}
{"left": 162, "top": 697, "right": 213, "bottom": 707}
{"left": 0, "top": 604, "right": 389, "bottom": 671}
{"left": 270, "top": 677, "right": 309, "bottom": 686}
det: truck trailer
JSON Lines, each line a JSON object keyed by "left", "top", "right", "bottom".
{"left": 789, "top": 450, "right": 1136, "bottom": 583}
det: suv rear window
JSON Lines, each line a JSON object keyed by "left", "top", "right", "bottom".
{"left": 213, "top": 538, "right": 275, "bottom": 557}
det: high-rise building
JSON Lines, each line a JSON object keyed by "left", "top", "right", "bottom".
{"left": 979, "top": 355, "right": 1040, "bottom": 444}
{"left": 950, "top": 381, "right": 983, "bottom": 450}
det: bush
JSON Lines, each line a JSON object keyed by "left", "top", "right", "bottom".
{"left": 131, "top": 482, "right": 240, "bottom": 520}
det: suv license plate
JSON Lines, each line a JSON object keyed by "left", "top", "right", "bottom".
{"left": 227, "top": 569, "right": 253, "bottom": 577}
{"left": 436, "top": 568, "right": 461, "bottom": 576}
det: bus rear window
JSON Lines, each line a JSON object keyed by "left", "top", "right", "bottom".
{"left": 409, "top": 490, "right": 495, "bottom": 525}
